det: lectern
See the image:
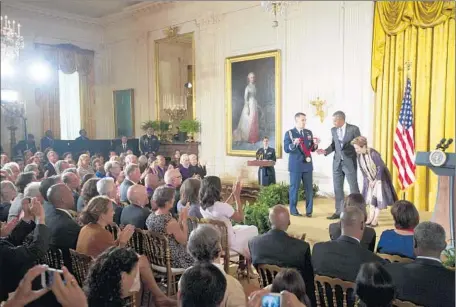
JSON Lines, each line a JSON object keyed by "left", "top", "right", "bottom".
{"left": 416, "top": 151, "right": 455, "bottom": 246}
{"left": 247, "top": 160, "right": 275, "bottom": 167}
{"left": 247, "top": 160, "right": 276, "bottom": 186}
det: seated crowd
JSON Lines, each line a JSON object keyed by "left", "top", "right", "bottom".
{"left": 0, "top": 148, "right": 454, "bottom": 307}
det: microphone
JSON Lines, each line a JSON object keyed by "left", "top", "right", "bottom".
{"left": 436, "top": 138, "right": 446, "bottom": 150}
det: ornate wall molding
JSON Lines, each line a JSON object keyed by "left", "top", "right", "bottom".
{"left": 195, "top": 12, "right": 223, "bottom": 30}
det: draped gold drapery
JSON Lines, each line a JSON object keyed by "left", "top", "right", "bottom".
{"left": 371, "top": 1, "right": 455, "bottom": 211}
{"left": 34, "top": 44, "right": 95, "bottom": 139}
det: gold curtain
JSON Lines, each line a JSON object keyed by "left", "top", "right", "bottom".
{"left": 371, "top": 1, "right": 455, "bottom": 211}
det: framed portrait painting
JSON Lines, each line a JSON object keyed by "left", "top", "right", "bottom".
{"left": 113, "top": 89, "right": 135, "bottom": 138}
{"left": 225, "top": 50, "right": 281, "bottom": 157}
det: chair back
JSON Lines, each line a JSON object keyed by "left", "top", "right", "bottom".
{"left": 105, "top": 224, "right": 120, "bottom": 240}
{"left": 257, "top": 264, "right": 284, "bottom": 288}
{"left": 38, "top": 247, "right": 65, "bottom": 269}
{"left": 199, "top": 218, "right": 230, "bottom": 273}
{"left": 393, "top": 299, "right": 422, "bottom": 307}
{"left": 126, "top": 228, "right": 146, "bottom": 254}
{"left": 69, "top": 249, "right": 93, "bottom": 286}
{"left": 144, "top": 231, "right": 171, "bottom": 270}
{"left": 315, "top": 275, "right": 355, "bottom": 307}
{"left": 377, "top": 253, "right": 414, "bottom": 264}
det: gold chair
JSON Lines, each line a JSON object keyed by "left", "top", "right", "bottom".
{"left": 143, "top": 231, "right": 185, "bottom": 296}
{"left": 39, "top": 247, "right": 65, "bottom": 269}
{"left": 377, "top": 253, "right": 414, "bottom": 264}
{"left": 105, "top": 224, "right": 120, "bottom": 240}
{"left": 393, "top": 299, "right": 422, "bottom": 307}
{"left": 126, "top": 228, "right": 146, "bottom": 255}
{"left": 314, "top": 275, "right": 356, "bottom": 307}
{"left": 69, "top": 249, "right": 93, "bottom": 286}
{"left": 257, "top": 264, "right": 284, "bottom": 288}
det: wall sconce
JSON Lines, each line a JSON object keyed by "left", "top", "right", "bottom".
{"left": 184, "top": 82, "right": 192, "bottom": 97}
{"left": 310, "top": 97, "right": 327, "bottom": 123}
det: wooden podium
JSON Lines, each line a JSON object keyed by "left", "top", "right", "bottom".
{"left": 247, "top": 160, "right": 275, "bottom": 167}
{"left": 416, "top": 152, "right": 455, "bottom": 246}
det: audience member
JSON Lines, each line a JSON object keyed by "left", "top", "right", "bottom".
{"left": 178, "top": 263, "right": 227, "bottom": 307}
{"left": 385, "top": 222, "right": 454, "bottom": 307}
{"left": 8, "top": 172, "right": 36, "bottom": 222}
{"left": 39, "top": 176, "right": 62, "bottom": 204}
{"left": 77, "top": 178, "right": 100, "bottom": 212}
{"left": 312, "top": 206, "right": 383, "bottom": 282}
{"left": 249, "top": 205, "right": 315, "bottom": 305}
{"left": 55, "top": 160, "right": 70, "bottom": 175}
{"left": 121, "top": 185, "right": 150, "bottom": 229}
{"left": 44, "top": 151, "right": 59, "bottom": 177}
{"left": 329, "top": 193, "right": 376, "bottom": 251}
{"left": 188, "top": 154, "right": 206, "bottom": 179}
{"left": 164, "top": 168, "right": 183, "bottom": 214}
{"left": 2, "top": 162, "right": 20, "bottom": 181}
{"left": 270, "top": 269, "right": 312, "bottom": 307}
{"left": 23, "top": 163, "right": 40, "bottom": 178}
{"left": 104, "top": 160, "right": 121, "bottom": 180}
{"left": 377, "top": 200, "right": 419, "bottom": 259}
{"left": 147, "top": 185, "right": 193, "bottom": 268}
{"left": 145, "top": 172, "right": 160, "bottom": 201}
{"left": 355, "top": 263, "right": 395, "bottom": 307}
{"left": 0, "top": 181, "right": 16, "bottom": 222}
{"left": 172, "top": 150, "right": 181, "bottom": 166}
{"left": 177, "top": 178, "right": 203, "bottom": 218}
{"left": 155, "top": 155, "right": 167, "bottom": 181}
{"left": 178, "top": 154, "right": 192, "bottom": 181}
{"left": 120, "top": 163, "right": 140, "bottom": 202}
{"left": 187, "top": 224, "right": 246, "bottom": 307}
{"left": 63, "top": 171, "right": 81, "bottom": 210}
{"left": 97, "top": 177, "right": 123, "bottom": 225}
{"left": 77, "top": 154, "right": 94, "bottom": 179}
{"left": 124, "top": 154, "right": 138, "bottom": 166}
{"left": 93, "top": 158, "right": 105, "bottom": 178}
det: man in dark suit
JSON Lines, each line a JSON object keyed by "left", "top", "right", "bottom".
{"left": 284, "top": 113, "right": 319, "bottom": 217}
{"left": 75, "top": 129, "right": 90, "bottom": 141}
{"left": 312, "top": 206, "right": 383, "bottom": 282}
{"left": 115, "top": 135, "right": 133, "bottom": 155}
{"left": 256, "top": 136, "right": 276, "bottom": 186}
{"left": 120, "top": 164, "right": 141, "bottom": 202}
{"left": 14, "top": 134, "right": 37, "bottom": 155}
{"left": 139, "top": 127, "right": 160, "bottom": 156}
{"left": 317, "top": 111, "right": 361, "bottom": 219}
{"left": 249, "top": 205, "right": 316, "bottom": 305}
{"left": 40, "top": 130, "right": 54, "bottom": 151}
{"left": 0, "top": 199, "right": 50, "bottom": 302}
{"left": 385, "top": 222, "right": 454, "bottom": 307}
{"left": 120, "top": 185, "right": 151, "bottom": 229}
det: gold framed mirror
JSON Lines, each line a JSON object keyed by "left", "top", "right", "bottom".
{"left": 154, "top": 32, "right": 195, "bottom": 123}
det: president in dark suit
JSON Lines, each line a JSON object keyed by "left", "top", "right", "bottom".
{"left": 115, "top": 135, "right": 133, "bottom": 155}
{"left": 385, "top": 222, "right": 455, "bottom": 307}
{"left": 75, "top": 129, "right": 90, "bottom": 141}
{"left": 318, "top": 111, "right": 361, "bottom": 219}
{"left": 256, "top": 136, "right": 276, "bottom": 186}
{"left": 312, "top": 207, "right": 383, "bottom": 282}
{"left": 249, "top": 205, "right": 316, "bottom": 305}
{"left": 284, "top": 113, "right": 319, "bottom": 217}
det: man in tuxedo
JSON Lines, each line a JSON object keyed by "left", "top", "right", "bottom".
{"left": 317, "top": 111, "right": 361, "bottom": 219}
{"left": 139, "top": 127, "right": 160, "bottom": 156}
{"left": 249, "top": 205, "right": 316, "bottom": 305}
{"left": 40, "top": 130, "right": 54, "bottom": 151}
{"left": 120, "top": 164, "right": 141, "bottom": 202}
{"left": 256, "top": 136, "right": 276, "bottom": 186}
{"left": 75, "top": 129, "right": 90, "bottom": 141}
{"left": 115, "top": 135, "right": 132, "bottom": 155}
{"left": 284, "top": 113, "right": 319, "bottom": 217}
{"left": 312, "top": 206, "right": 383, "bottom": 282}
{"left": 385, "top": 222, "right": 454, "bottom": 307}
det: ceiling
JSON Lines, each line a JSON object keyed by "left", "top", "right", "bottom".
{"left": 2, "top": 0, "right": 145, "bottom": 19}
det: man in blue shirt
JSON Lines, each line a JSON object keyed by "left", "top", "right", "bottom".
{"left": 284, "top": 113, "right": 319, "bottom": 217}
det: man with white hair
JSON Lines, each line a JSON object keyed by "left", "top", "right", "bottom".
{"left": 7, "top": 182, "right": 44, "bottom": 222}
{"left": 385, "top": 222, "right": 454, "bottom": 307}
{"left": 164, "top": 168, "right": 182, "bottom": 214}
{"left": 97, "top": 177, "right": 123, "bottom": 225}
{"left": 0, "top": 181, "right": 17, "bottom": 221}
{"left": 104, "top": 160, "right": 121, "bottom": 179}
{"left": 2, "top": 162, "right": 20, "bottom": 182}
{"left": 124, "top": 154, "right": 138, "bottom": 166}
{"left": 54, "top": 160, "right": 70, "bottom": 175}
{"left": 120, "top": 185, "right": 150, "bottom": 229}
{"left": 120, "top": 164, "right": 140, "bottom": 202}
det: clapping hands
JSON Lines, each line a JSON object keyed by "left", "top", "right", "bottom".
{"left": 118, "top": 224, "right": 135, "bottom": 246}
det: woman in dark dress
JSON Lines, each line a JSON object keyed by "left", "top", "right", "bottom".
{"left": 351, "top": 136, "right": 398, "bottom": 227}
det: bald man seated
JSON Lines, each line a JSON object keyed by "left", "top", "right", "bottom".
{"left": 248, "top": 205, "right": 316, "bottom": 306}
{"left": 44, "top": 183, "right": 81, "bottom": 250}
{"left": 312, "top": 206, "right": 384, "bottom": 282}
{"left": 120, "top": 185, "right": 151, "bottom": 229}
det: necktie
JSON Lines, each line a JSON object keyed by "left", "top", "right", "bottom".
{"left": 300, "top": 130, "right": 304, "bottom": 137}
{"left": 338, "top": 128, "right": 343, "bottom": 141}
{"left": 123, "top": 144, "right": 126, "bottom": 150}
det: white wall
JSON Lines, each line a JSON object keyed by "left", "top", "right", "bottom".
{"left": 0, "top": 4, "right": 102, "bottom": 154}
{"left": 99, "top": 1, "right": 374, "bottom": 195}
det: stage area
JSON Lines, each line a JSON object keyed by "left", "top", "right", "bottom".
{"left": 286, "top": 197, "right": 433, "bottom": 248}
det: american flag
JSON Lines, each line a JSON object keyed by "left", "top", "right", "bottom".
{"left": 393, "top": 77, "right": 416, "bottom": 189}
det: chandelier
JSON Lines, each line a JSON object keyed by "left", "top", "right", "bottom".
{"left": 1, "top": 15, "right": 24, "bottom": 63}
{"left": 261, "top": 1, "right": 291, "bottom": 27}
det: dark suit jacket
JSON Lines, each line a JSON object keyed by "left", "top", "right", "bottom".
{"left": 0, "top": 220, "right": 50, "bottom": 301}
{"left": 312, "top": 235, "right": 384, "bottom": 282}
{"left": 324, "top": 123, "right": 361, "bottom": 172}
{"left": 115, "top": 142, "right": 133, "bottom": 155}
{"left": 113, "top": 201, "right": 123, "bottom": 225}
{"left": 119, "top": 179, "right": 135, "bottom": 202}
{"left": 44, "top": 202, "right": 81, "bottom": 250}
{"left": 329, "top": 222, "right": 376, "bottom": 252}
{"left": 385, "top": 258, "right": 455, "bottom": 307}
{"left": 0, "top": 202, "right": 11, "bottom": 222}
{"left": 284, "top": 128, "right": 318, "bottom": 173}
{"left": 249, "top": 229, "right": 316, "bottom": 305}
{"left": 75, "top": 136, "right": 89, "bottom": 141}
{"left": 44, "top": 162, "right": 57, "bottom": 177}
{"left": 40, "top": 137, "right": 54, "bottom": 151}
{"left": 120, "top": 204, "right": 150, "bottom": 229}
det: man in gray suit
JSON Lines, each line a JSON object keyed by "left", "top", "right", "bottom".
{"left": 317, "top": 111, "right": 361, "bottom": 219}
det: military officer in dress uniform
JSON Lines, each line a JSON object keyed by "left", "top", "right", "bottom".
{"left": 139, "top": 127, "right": 160, "bottom": 157}
{"left": 256, "top": 136, "right": 276, "bottom": 186}
{"left": 284, "top": 112, "right": 319, "bottom": 217}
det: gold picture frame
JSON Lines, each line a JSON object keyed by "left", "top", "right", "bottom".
{"left": 226, "top": 50, "right": 281, "bottom": 157}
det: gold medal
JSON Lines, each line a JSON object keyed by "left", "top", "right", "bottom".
{"left": 306, "top": 157, "right": 311, "bottom": 163}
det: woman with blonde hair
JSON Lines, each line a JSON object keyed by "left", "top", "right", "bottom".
{"left": 351, "top": 136, "right": 397, "bottom": 226}
{"left": 178, "top": 153, "right": 192, "bottom": 181}
{"left": 77, "top": 154, "right": 94, "bottom": 179}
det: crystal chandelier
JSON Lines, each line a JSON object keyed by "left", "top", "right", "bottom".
{"left": 1, "top": 15, "right": 24, "bottom": 63}
{"left": 261, "top": 1, "right": 291, "bottom": 27}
